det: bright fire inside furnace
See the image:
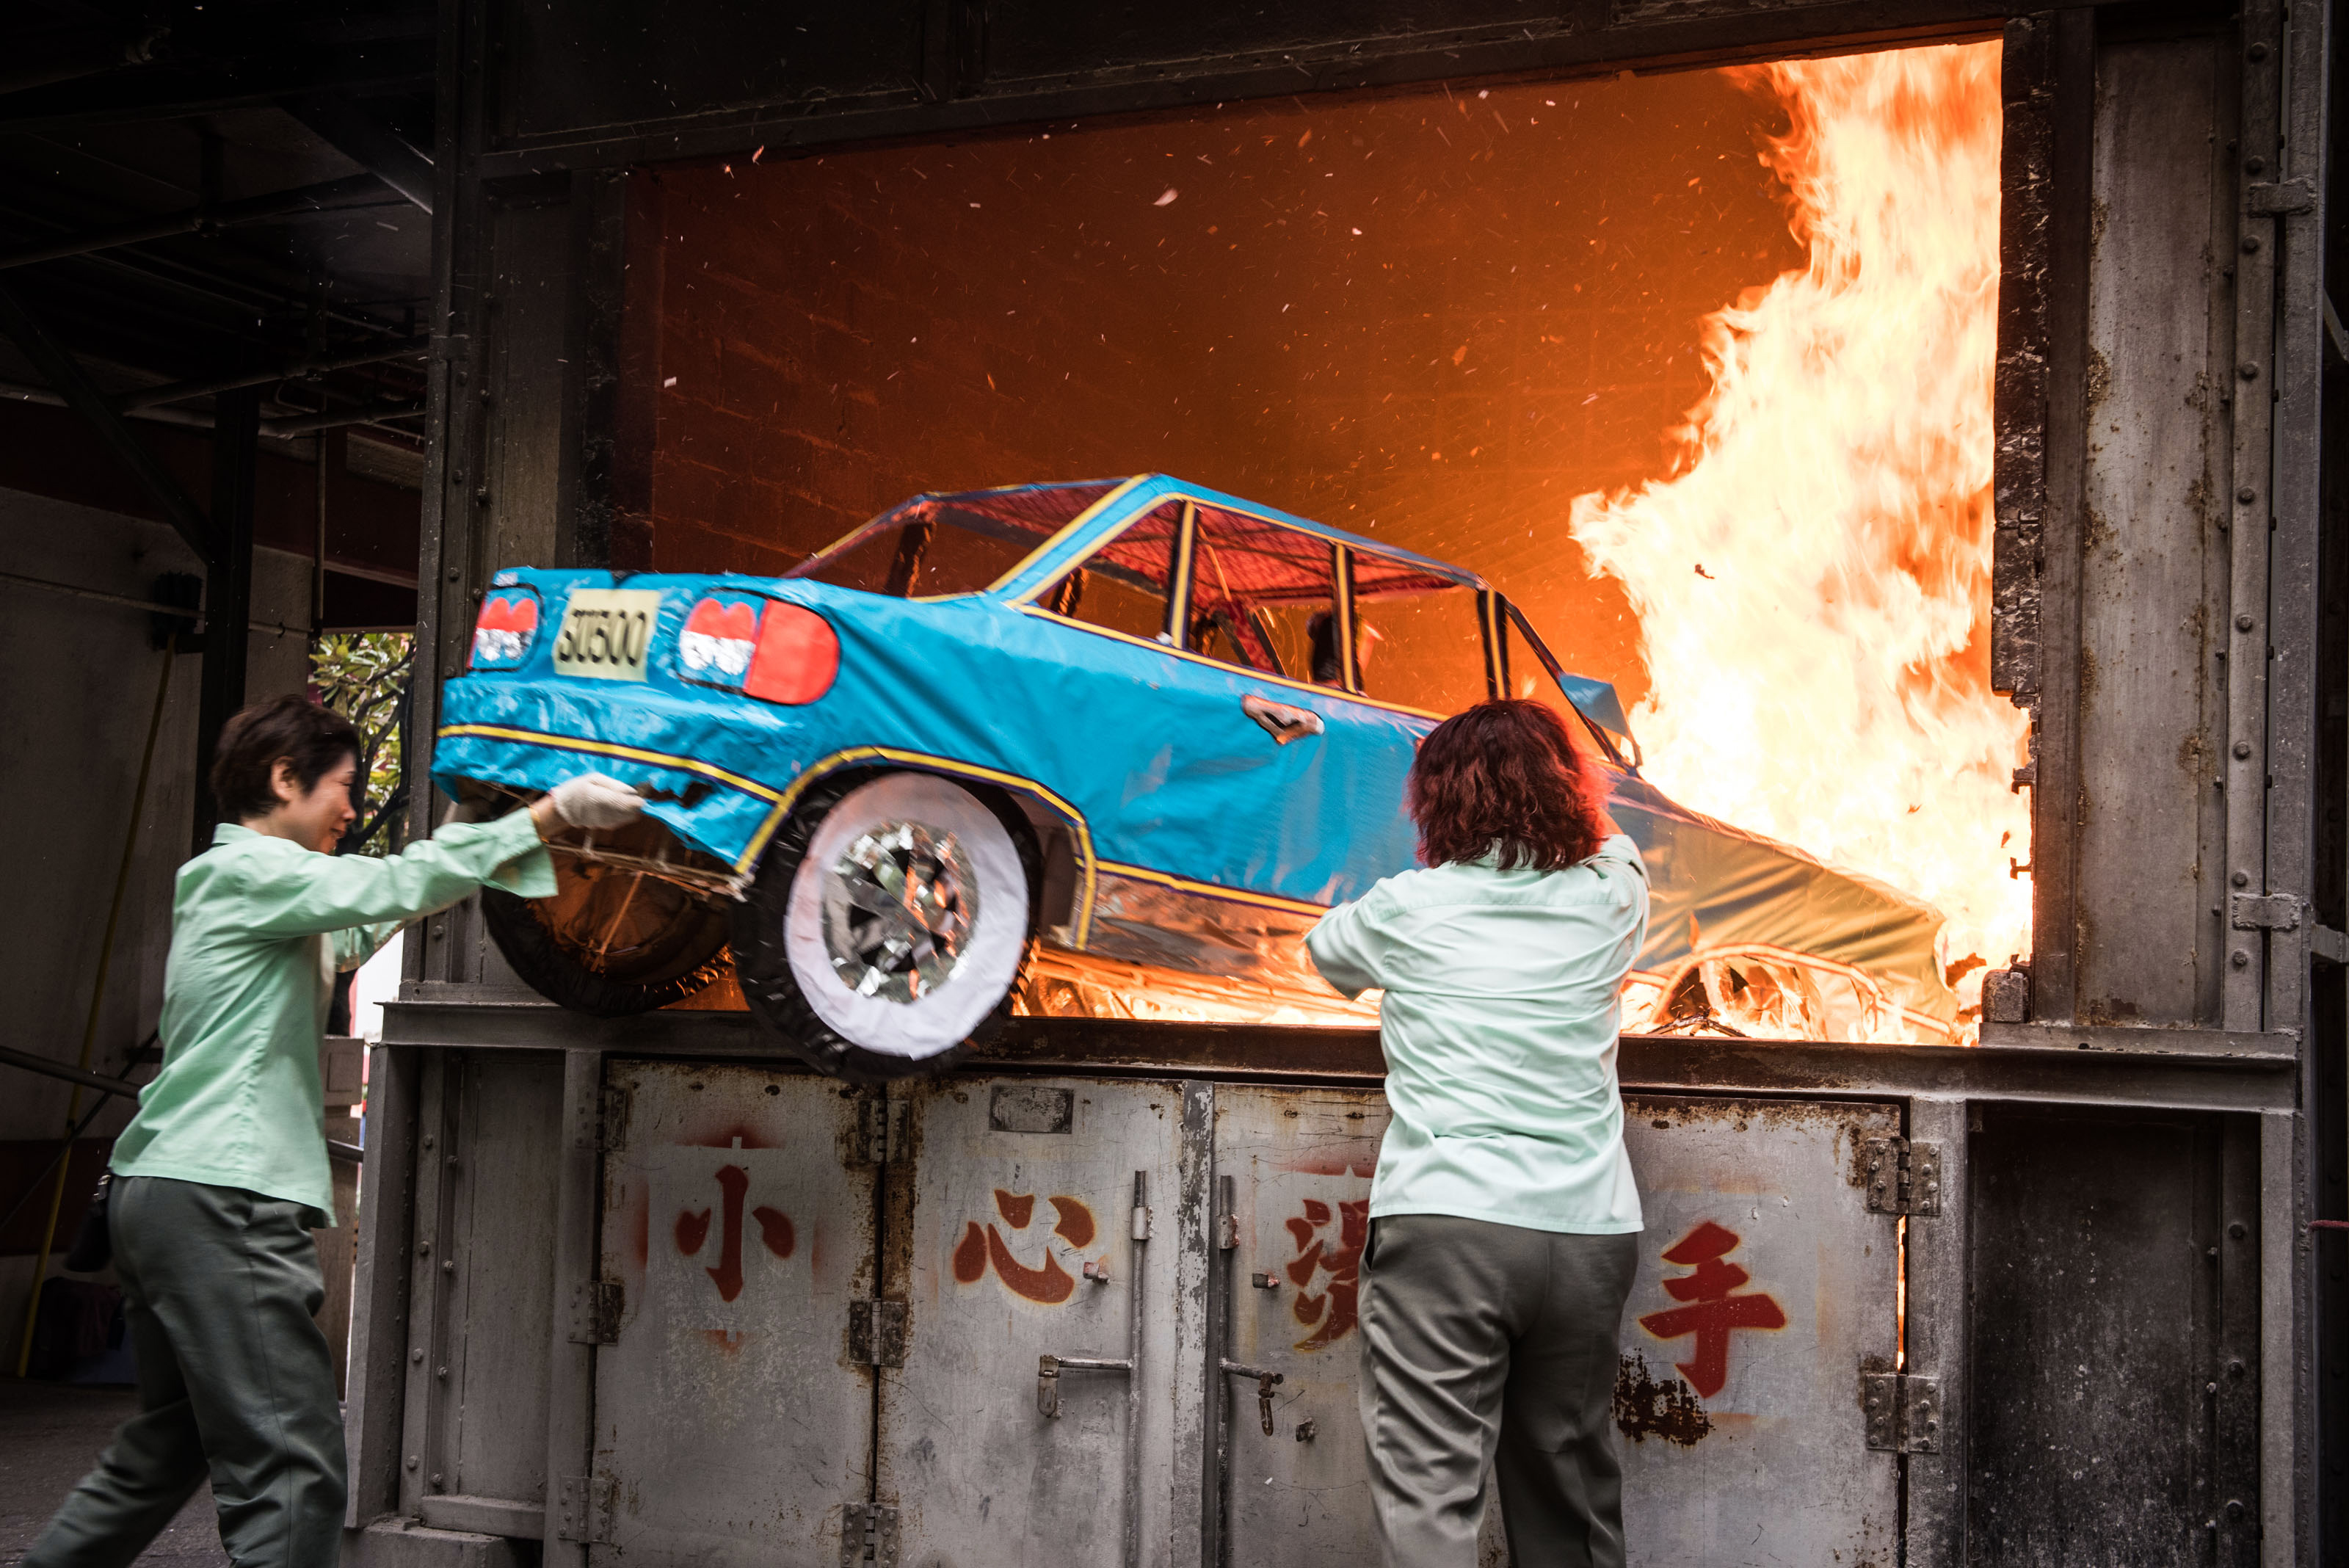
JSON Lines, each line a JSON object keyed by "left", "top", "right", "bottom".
{"left": 1572, "top": 42, "right": 2028, "bottom": 1037}
{"left": 639, "top": 40, "right": 2026, "bottom": 1041}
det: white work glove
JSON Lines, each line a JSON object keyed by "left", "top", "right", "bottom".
{"left": 547, "top": 773, "right": 645, "bottom": 830}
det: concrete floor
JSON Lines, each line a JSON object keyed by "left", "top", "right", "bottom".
{"left": 0, "top": 1380, "right": 227, "bottom": 1567}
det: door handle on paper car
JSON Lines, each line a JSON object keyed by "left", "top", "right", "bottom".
{"left": 1242, "top": 694, "right": 1325, "bottom": 745}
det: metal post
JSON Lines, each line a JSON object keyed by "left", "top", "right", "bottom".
{"left": 543, "top": 1048, "right": 603, "bottom": 1568}
{"left": 195, "top": 387, "right": 258, "bottom": 852}
{"left": 2223, "top": 0, "right": 2288, "bottom": 1032}
{"left": 344, "top": 1045, "right": 421, "bottom": 1529}
{"left": 1125, "top": 1170, "right": 1149, "bottom": 1568}
{"left": 314, "top": 432, "right": 329, "bottom": 632}
{"left": 1900, "top": 1097, "right": 1970, "bottom": 1567}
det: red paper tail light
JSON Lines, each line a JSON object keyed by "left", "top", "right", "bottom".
{"left": 679, "top": 597, "right": 760, "bottom": 686}
{"left": 470, "top": 588, "right": 542, "bottom": 669}
{"left": 743, "top": 602, "right": 841, "bottom": 705}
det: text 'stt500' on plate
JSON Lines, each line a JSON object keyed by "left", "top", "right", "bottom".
{"left": 553, "top": 589, "right": 662, "bottom": 681}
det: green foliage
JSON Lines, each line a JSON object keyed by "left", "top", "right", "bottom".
{"left": 311, "top": 632, "right": 414, "bottom": 857}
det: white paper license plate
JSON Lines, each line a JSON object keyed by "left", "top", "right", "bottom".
{"left": 552, "top": 589, "right": 662, "bottom": 681}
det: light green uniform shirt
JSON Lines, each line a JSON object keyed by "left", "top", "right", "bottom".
{"left": 1305, "top": 834, "right": 1649, "bottom": 1235}
{"left": 112, "top": 812, "right": 556, "bottom": 1218}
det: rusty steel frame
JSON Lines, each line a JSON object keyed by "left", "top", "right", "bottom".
{"left": 378, "top": 1006, "right": 2295, "bottom": 1115}
{"left": 359, "top": 0, "right": 2344, "bottom": 1561}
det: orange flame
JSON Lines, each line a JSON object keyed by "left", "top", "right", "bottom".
{"left": 1569, "top": 43, "right": 2027, "bottom": 1036}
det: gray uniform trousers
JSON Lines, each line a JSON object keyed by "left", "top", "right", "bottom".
{"left": 26, "top": 1175, "right": 347, "bottom": 1568}
{"left": 1357, "top": 1213, "right": 1640, "bottom": 1568}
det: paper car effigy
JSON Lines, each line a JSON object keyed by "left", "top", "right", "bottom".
{"left": 434, "top": 475, "right": 1958, "bottom": 1080}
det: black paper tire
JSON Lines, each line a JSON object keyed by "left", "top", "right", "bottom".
{"left": 482, "top": 810, "right": 733, "bottom": 1017}
{"left": 732, "top": 772, "right": 1039, "bottom": 1082}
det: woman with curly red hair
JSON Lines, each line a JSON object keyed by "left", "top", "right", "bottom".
{"left": 1307, "top": 698, "right": 1649, "bottom": 1568}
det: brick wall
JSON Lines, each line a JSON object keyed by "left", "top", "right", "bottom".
{"left": 635, "top": 65, "right": 1807, "bottom": 708}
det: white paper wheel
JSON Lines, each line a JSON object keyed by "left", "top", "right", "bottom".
{"left": 777, "top": 772, "right": 1031, "bottom": 1061}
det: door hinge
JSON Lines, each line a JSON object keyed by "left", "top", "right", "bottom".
{"left": 597, "top": 1081, "right": 632, "bottom": 1153}
{"left": 849, "top": 1299, "right": 908, "bottom": 1367}
{"left": 853, "top": 1097, "right": 906, "bottom": 1164}
{"left": 1861, "top": 1371, "right": 1942, "bottom": 1453}
{"left": 556, "top": 1473, "right": 615, "bottom": 1544}
{"left": 2314, "top": 926, "right": 2348, "bottom": 965}
{"left": 840, "top": 1502, "right": 899, "bottom": 1566}
{"left": 567, "top": 1279, "right": 623, "bottom": 1346}
{"left": 2231, "top": 892, "right": 2305, "bottom": 932}
{"left": 1862, "top": 1138, "right": 1942, "bottom": 1216}
{"left": 2245, "top": 178, "right": 2317, "bottom": 215}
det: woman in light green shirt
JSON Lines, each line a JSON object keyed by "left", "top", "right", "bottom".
{"left": 1307, "top": 698, "right": 1648, "bottom": 1568}
{"left": 28, "top": 694, "right": 642, "bottom": 1568}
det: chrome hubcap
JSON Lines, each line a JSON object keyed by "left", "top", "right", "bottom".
{"left": 820, "top": 821, "right": 979, "bottom": 1001}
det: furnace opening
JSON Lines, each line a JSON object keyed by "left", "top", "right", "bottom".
{"left": 617, "top": 39, "right": 2025, "bottom": 1042}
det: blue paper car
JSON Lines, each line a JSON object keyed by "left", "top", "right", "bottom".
{"left": 435, "top": 475, "right": 1958, "bottom": 1078}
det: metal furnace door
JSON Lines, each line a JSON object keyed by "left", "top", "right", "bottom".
{"left": 1210, "top": 1089, "right": 1903, "bottom": 1567}
{"left": 1211, "top": 1084, "right": 1386, "bottom": 1568}
{"left": 876, "top": 1077, "right": 1194, "bottom": 1567}
{"left": 1613, "top": 1095, "right": 1902, "bottom": 1566}
{"left": 589, "top": 1061, "right": 876, "bottom": 1567}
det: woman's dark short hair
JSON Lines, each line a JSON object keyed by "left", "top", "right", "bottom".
{"left": 1407, "top": 700, "right": 1610, "bottom": 871}
{"left": 210, "top": 694, "right": 361, "bottom": 821}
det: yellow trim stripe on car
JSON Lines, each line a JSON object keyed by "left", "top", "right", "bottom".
{"left": 441, "top": 725, "right": 1105, "bottom": 946}
{"left": 437, "top": 725, "right": 785, "bottom": 802}
{"left": 1094, "top": 860, "right": 1332, "bottom": 919}
{"left": 1332, "top": 542, "right": 1359, "bottom": 693}
{"left": 1478, "top": 589, "right": 1508, "bottom": 699}
{"left": 981, "top": 474, "right": 1155, "bottom": 595}
{"left": 1006, "top": 484, "right": 1487, "bottom": 603}
{"left": 1165, "top": 499, "right": 1199, "bottom": 647}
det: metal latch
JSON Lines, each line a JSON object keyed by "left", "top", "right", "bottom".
{"left": 853, "top": 1097, "right": 906, "bottom": 1164}
{"left": 556, "top": 1474, "right": 615, "bottom": 1544}
{"left": 1862, "top": 1139, "right": 1942, "bottom": 1216}
{"left": 849, "top": 1300, "right": 907, "bottom": 1367}
{"left": 839, "top": 1503, "right": 898, "bottom": 1566}
{"left": 567, "top": 1279, "right": 623, "bottom": 1346}
{"left": 1221, "top": 1360, "right": 1285, "bottom": 1436}
{"left": 1036, "top": 1351, "right": 1133, "bottom": 1417}
{"left": 2232, "top": 893, "right": 2303, "bottom": 932}
{"left": 2246, "top": 178, "right": 2317, "bottom": 215}
{"left": 1861, "top": 1371, "right": 1942, "bottom": 1453}
{"left": 2229, "top": 895, "right": 2345, "bottom": 960}
{"left": 596, "top": 1081, "right": 631, "bottom": 1153}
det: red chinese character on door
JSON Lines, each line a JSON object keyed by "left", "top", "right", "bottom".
{"left": 675, "top": 1164, "right": 795, "bottom": 1302}
{"left": 1285, "top": 1197, "right": 1369, "bottom": 1350}
{"left": 951, "top": 1188, "right": 1099, "bottom": 1304}
{"left": 1635, "top": 1220, "right": 1786, "bottom": 1398}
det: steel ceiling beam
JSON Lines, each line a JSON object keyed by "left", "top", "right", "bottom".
{"left": 282, "top": 96, "right": 435, "bottom": 214}
{"left": 118, "top": 334, "right": 428, "bottom": 410}
{"left": 0, "top": 21, "right": 173, "bottom": 98}
{"left": 0, "top": 51, "right": 433, "bottom": 137}
{"left": 262, "top": 399, "right": 426, "bottom": 437}
{"left": 0, "top": 277, "right": 211, "bottom": 560}
{"left": 0, "top": 173, "right": 391, "bottom": 271}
